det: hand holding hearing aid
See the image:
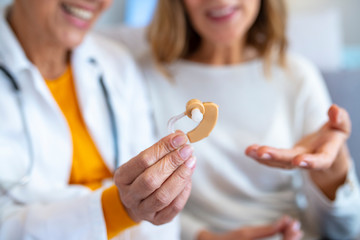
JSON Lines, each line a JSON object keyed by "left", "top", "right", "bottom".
{"left": 168, "top": 99, "right": 219, "bottom": 143}
{"left": 114, "top": 131, "right": 196, "bottom": 225}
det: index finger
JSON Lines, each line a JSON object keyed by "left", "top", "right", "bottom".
{"left": 246, "top": 145, "right": 304, "bottom": 163}
{"left": 115, "top": 131, "right": 188, "bottom": 185}
{"left": 328, "top": 104, "right": 352, "bottom": 135}
{"left": 293, "top": 133, "right": 344, "bottom": 169}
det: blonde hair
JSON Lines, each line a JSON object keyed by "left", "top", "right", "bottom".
{"left": 148, "top": 0, "right": 288, "bottom": 72}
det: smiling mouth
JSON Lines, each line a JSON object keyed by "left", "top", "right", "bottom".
{"left": 207, "top": 6, "right": 238, "bottom": 18}
{"left": 62, "top": 3, "right": 94, "bottom": 21}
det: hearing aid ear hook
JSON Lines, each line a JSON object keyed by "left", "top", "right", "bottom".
{"left": 167, "top": 99, "right": 219, "bottom": 143}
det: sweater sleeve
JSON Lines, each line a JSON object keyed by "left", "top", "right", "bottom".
{"left": 101, "top": 185, "right": 137, "bottom": 239}
{"left": 301, "top": 164, "right": 360, "bottom": 239}
{"left": 292, "top": 55, "right": 360, "bottom": 238}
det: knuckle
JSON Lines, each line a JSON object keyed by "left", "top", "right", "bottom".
{"left": 172, "top": 200, "right": 185, "bottom": 214}
{"left": 138, "top": 151, "right": 153, "bottom": 169}
{"left": 121, "top": 192, "right": 134, "bottom": 207}
{"left": 162, "top": 139, "right": 173, "bottom": 152}
{"left": 156, "top": 139, "right": 173, "bottom": 154}
{"left": 154, "top": 190, "right": 171, "bottom": 208}
{"left": 158, "top": 158, "right": 176, "bottom": 175}
{"left": 167, "top": 153, "right": 184, "bottom": 170}
{"left": 176, "top": 167, "right": 192, "bottom": 183}
{"left": 142, "top": 172, "right": 161, "bottom": 191}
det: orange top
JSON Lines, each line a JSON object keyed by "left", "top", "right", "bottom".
{"left": 45, "top": 66, "right": 136, "bottom": 239}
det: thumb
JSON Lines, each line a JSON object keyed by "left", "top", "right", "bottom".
{"left": 328, "top": 104, "right": 351, "bottom": 135}
{"left": 242, "top": 225, "right": 279, "bottom": 239}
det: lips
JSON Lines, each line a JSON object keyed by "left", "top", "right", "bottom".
{"left": 206, "top": 5, "right": 240, "bottom": 23}
{"left": 62, "top": 3, "right": 94, "bottom": 21}
{"left": 207, "top": 6, "right": 237, "bottom": 18}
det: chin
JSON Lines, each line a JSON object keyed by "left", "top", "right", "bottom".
{"left": 62, "top": 32, "right": 87, "bottom": 50}
{"left": 212, "top": 35, "right": 241, "bottom": 46}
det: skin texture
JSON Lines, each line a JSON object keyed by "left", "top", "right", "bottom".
{"left": 114, "top": 131, "right": 196, "bottom": 225}
{"left": 8, "top": 0, "right": 112, "bottom": 79}
{"left": 183, "top": 0, "right": 352, "bottom": 239}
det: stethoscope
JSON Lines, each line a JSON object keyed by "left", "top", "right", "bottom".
{"left": 0, "top": 58, "right": 119, "bottom": 196}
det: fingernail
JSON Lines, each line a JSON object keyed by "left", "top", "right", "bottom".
{"left": 299, "top": 161, "right": 309, "bottom": 167}
{"left": 336, "top": 111, "right": 342, "bottom": 125}
{"left": 261, "top": 153, "right": 271, "bottom": 160}
{"left": 172, "top": 134, "right": 188, "bottom": 147}
{"left": 292, "top": 221, "right": 301, "bottom": 231}
{"left": 179, "top": 145, "right": 194, "bottom": 160}
{"left": 248, "top": 149, "right": 257, "bottom": 158}
{"left": 185, "top": 156, "right": 196, "bottom": 169}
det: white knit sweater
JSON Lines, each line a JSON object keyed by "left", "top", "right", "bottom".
{"left": 140, "top": 52, "right": 360, "bottom": 240}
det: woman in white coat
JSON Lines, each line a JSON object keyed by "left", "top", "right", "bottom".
{"left": 0, "top": 1, "right": 196, "bottom": 240}
{"left": 136, "top": 0, "right": 360, "bottom": 239}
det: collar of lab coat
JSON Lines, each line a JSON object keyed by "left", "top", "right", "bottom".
{"left": 0, "top": 6, "right": 116, "bottom": 175}
{"left": 0, "top": 6, "right": 33, "bottom": 73}
{"left": 71, "top": 38, "right": 116, "bottom": 173}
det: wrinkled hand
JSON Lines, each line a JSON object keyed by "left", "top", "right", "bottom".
{"left": 198, "top": 216, "right": 303, "bottom": 240}
{"left": 246, "top": 105, "right": 351, "bottom": 170}
{"left": 114, "top": 130, "right": 196, "bottom": 225}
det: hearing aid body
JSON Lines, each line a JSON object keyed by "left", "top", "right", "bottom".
{"left": 168, "top": 99, "right": 219, "bottom": 143}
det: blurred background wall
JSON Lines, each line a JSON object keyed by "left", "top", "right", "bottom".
{"left": 1, "top": 0, "right": 359, "bottom": 174}
{"left": 287, "top": 0, "right": 360, "bottom": 70}
{"left": 289, "top": 0, "right": 360, "bottom": 45}
{"left": 1, "top": 0, "right": 359, "bottom": 70}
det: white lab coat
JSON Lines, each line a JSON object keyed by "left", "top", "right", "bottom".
{"left": 0, "top": 6, "right": 179, "bottom": 240}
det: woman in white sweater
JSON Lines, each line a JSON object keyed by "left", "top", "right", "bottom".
{"left": 136, "top": 0, "right": 360, "bottom": 239}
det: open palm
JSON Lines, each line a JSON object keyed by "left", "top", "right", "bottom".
{"left": 245, "top": 105, "right": 351, "bottom": 170}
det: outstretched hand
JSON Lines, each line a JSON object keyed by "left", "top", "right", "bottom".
{"left": 198, "top": 216, "right": 303, "bottom": 240}
{"left": 245, "top": 105, "right": 351, "bottom": 170}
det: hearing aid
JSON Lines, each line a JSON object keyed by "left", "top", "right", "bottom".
{"left": 168, "top": 99, "right": 219, "bottom": 143}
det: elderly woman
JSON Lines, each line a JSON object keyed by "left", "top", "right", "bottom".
{"left": 0, "top": 1, "right": 195, "bottom": 240}
{"left": 123, "top": 0, "right": 360, "bottom": 239}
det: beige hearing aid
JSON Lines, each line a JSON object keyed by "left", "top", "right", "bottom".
{"left": 168, "top": 99, "right": 219, "bottom": 143}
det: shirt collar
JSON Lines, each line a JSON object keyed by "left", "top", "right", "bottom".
{"left": 0, "top": 6, "right": 34, "bottom": 74}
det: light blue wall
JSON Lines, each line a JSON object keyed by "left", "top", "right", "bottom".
{"left": 123, "top": 0, "right": 157, "bottom": 27}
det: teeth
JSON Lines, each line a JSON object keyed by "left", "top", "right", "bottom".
{"left": 208, "top": 7, "right": 235, "bottom": 18}
{"left": 63, "top": 4, "right": 93, "bottom": 20}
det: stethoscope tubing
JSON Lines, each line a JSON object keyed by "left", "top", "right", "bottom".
{"left": 0, "top": 59, "right": 119, "bottom": 197}
{"left": 0, "top": 64, "right": 34, "bottom": 195}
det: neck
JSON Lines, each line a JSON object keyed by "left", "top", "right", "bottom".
{"left": 188, "top": 39, "right": 257, "bottom": 65}
{"left": 8, "top": 5, "right": 69, "bottom": 79}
